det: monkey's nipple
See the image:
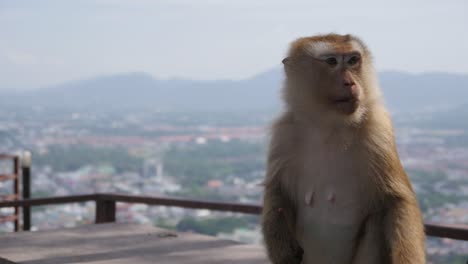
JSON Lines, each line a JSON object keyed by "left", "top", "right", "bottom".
{"left": 305, "top": 190, "right": 315, "bottom": 206}
{"left": 327, "top": 192, "right": 336, "bottom": 204}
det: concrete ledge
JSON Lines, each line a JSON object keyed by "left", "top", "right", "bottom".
{"left": 0, "top": 223, "right": 268, "bottom": 264}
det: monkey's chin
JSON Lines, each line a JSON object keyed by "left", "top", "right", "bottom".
{"left": 334, "top": 100, "right": 359, "bottom": 115}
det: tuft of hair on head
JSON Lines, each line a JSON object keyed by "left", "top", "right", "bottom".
{"left": 286, "top": 33, "right": 370, "bottom": 59}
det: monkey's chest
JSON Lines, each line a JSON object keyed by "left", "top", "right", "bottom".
{"left": 295, "top": 155, "right": 372, "bottom": 263}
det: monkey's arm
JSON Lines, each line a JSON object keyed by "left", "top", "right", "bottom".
{"left": 369, "top": 115, "right": 426, "bottom": 264}
{"left": 383, "top": 192, "right": 426, "bottom": 264}
{"left": 262, "top": 180, "right": 303, "bottom": 264}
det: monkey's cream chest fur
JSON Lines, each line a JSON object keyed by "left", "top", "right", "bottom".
{"left": 294, "top": 135, "right": 377, "bottom": 263}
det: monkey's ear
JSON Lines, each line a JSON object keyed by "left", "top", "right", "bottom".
{"left": 282, "top": 57, "right": 297, "bottom": 76}
{"left": 282, "top": 57, "right": 294, "bottom": 74}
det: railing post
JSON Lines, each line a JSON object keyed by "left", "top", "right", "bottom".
{"left": 95, "top": 198, "right": 116, "bottom": 224}
{"left": 13, "top": 156, "right": 20, "bottom": 232}
{"left": 22, "top": 151, "right": 31, "bottom": 231}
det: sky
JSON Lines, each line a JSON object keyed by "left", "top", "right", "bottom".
{"left": 0, "top": 0, "right": 467, "bottom": 90}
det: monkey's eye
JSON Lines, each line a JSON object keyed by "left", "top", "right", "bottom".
{"left": 325, "top": 57, "right": 338, "bottom": 66}
{"left": 347, "top": 55, "right": 360, "bottom": 66}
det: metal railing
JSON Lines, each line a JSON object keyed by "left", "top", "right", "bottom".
{"left": 0, "top": 154, "right": 21, "bottom": 231}
{"left": 0, "top": 192, "right": 467, "bottom": 241}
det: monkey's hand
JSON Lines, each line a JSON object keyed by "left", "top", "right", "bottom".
{"left": 262, "top": 184, "right": 303, "bottom": 264}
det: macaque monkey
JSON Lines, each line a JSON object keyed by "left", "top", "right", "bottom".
{"left": 262, "top": 34, "right": 425, "bottom": 264}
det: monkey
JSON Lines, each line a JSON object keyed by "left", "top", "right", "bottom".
{"left": 261, "top": 34, "right": 425, "bottom": 264}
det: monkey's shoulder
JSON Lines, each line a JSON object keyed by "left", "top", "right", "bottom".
{"left": 267, "top": 112, "right": 298, "bottom": 155}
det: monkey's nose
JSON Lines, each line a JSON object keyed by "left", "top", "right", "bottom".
{"left": 343, "top": 78, "right": 359, "bottom": 97}
{"left": 342, "top": 70, "right": 356, "bottom": 88}
{"left": 344, "top": 80, "right": 355, "bottom": 87}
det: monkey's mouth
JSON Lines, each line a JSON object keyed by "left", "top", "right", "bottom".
{"left": 331, "top": 97, "right": 357, "bottom": 104}
{"left": 330, "top": 97, "right": 359, "bottom": 114}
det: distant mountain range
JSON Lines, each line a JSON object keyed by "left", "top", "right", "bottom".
{"left": 1, "top": 69, "right": 468, "bottom": 113}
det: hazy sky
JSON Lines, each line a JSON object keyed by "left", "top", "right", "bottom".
{"left": 1, "top": 0, "right": 467, "bottom": 90}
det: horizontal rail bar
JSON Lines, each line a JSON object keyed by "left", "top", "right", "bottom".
{"left": 0, "top": 174, "right": 18, "bottom": 182}
{"left": 104, "top": 193, "right": 263, "bottom": 215}
{"left": 0, "top": 194, "right": 262, "bottom": 214}
{"left": 0, "top": 154, "right": 18, "bottom": 159}
{"left": 0, "top": 194, "right": 99, "bottom": 208}
{"left": 0, "top": 194, "right": 19, "bottom": 201}
{"left": 425, "top": 222, "right": 468, "bottom": 241}
{"left": 1, "top": 193, "right": 468, "bottom": 241}
{"left": 0, "top": 215, "right": 18, "bottom": 224}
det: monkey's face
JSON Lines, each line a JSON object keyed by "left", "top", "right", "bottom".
{"left": 312, "top": 52, "right": 363, "bottom": 115}
{"left": 283, "top": 35, "right": 374, "bottom": 121}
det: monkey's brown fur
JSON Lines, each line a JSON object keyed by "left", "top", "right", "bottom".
{"left": 262, "top": 34, "right": 425, "bottom": 264}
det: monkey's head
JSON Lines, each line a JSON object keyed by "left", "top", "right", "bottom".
{"left": 282, "top": 34, "right": 380, "bottom": 124}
